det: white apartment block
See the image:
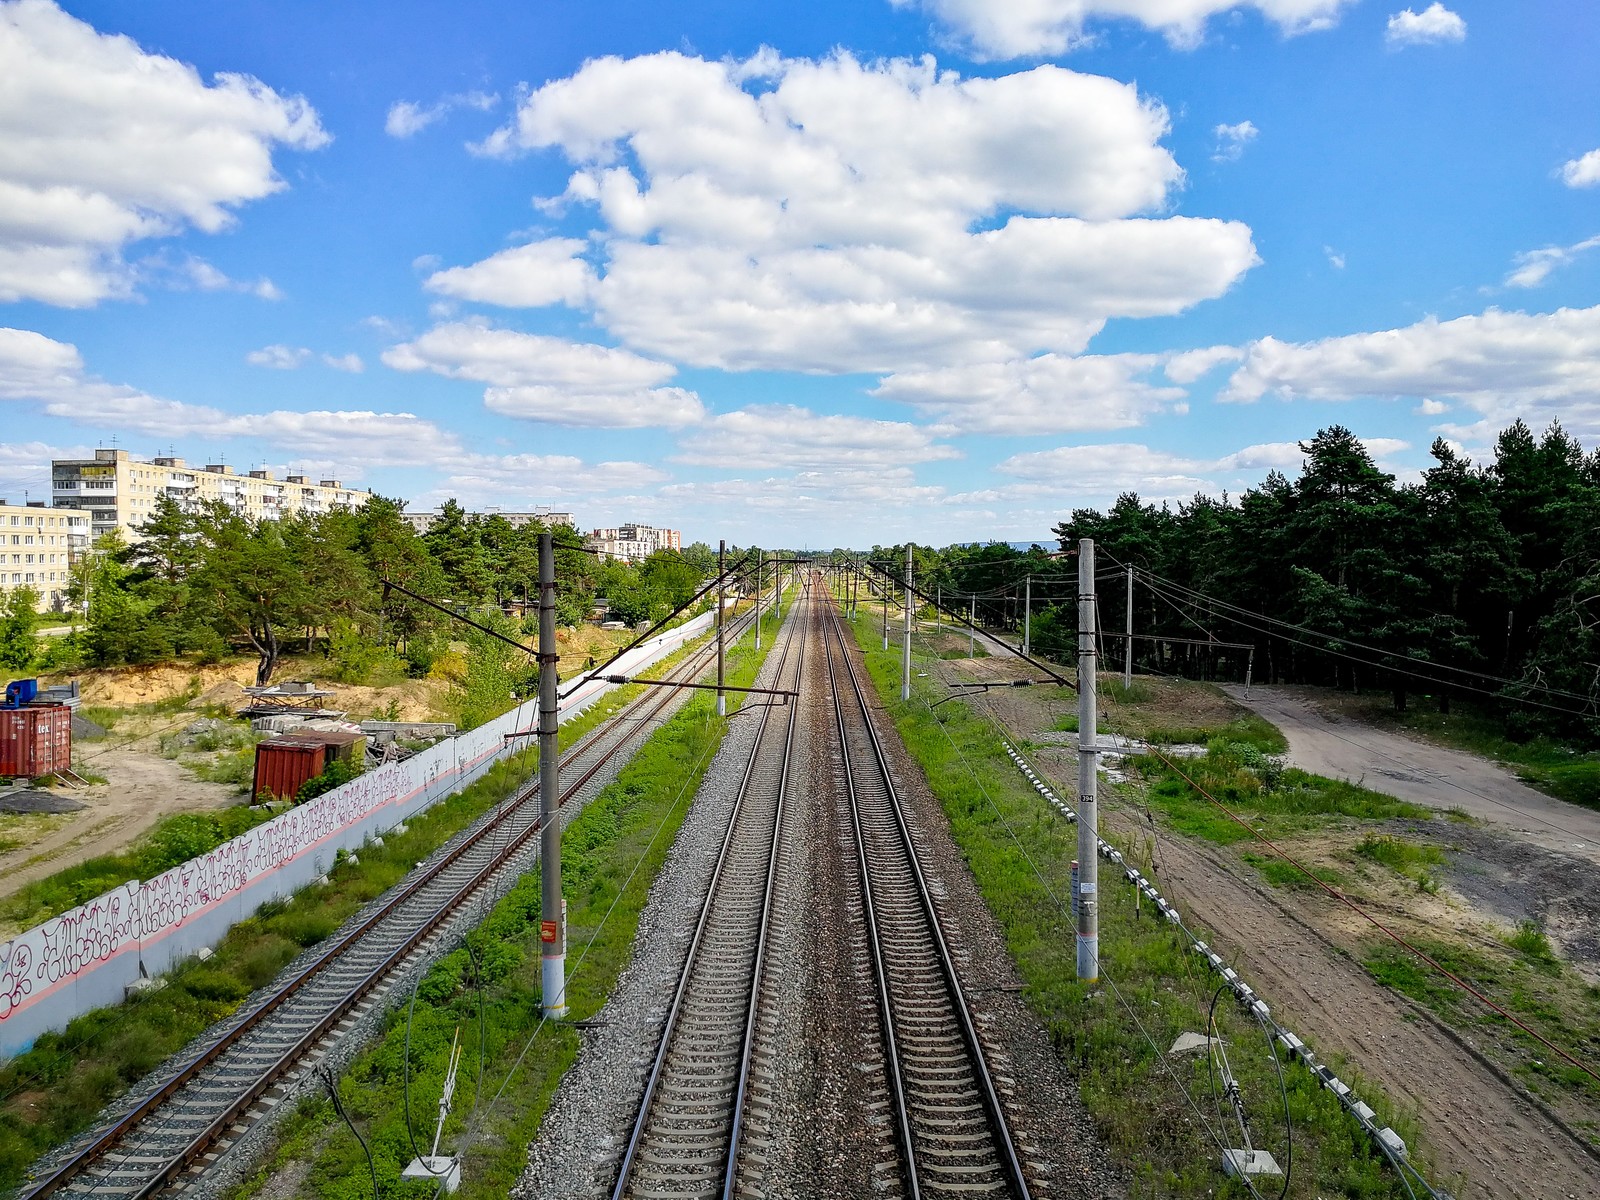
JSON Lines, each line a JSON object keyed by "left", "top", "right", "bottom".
{"left": 585, "top": 523, "right": 683, "bottom": 563}
{"left": 51, "top": 450, "right": 370, "bottom": 544}
{"left": 401, "top": 507, "right": 576, "bottom": 535}
{"left": 0, "top": 501, "right": 90, "bottom": 612}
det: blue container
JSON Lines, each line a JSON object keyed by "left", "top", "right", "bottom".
{"left": 3, "top": 678, "right": 38, "bottom": 709}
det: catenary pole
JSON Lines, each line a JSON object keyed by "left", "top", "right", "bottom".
{"left": 716, "top": 539, "right": 727, "bottom": 717}
{"left": 537, "top": 531, "right": 566, "bottom": 1017}
{"left": 882, "top": 573, "right": 889, "bottom": 651}
{"left": 968, "top": 596, "right": 976, "bottom": 658}
{"left": 901, "top": 542, "right": 913, "bottom": 701}
{"left": 1077, "top": 538, "right": 1099, "bottom": 982}
{"left": 755, "top": 549, "right": 763, "bottom": 651}
{"left": 1023, "top": 574, "right": 1032, "bottom": 657}
{"left": 1124, "top": 564, "right": 1134, "bottom": 690}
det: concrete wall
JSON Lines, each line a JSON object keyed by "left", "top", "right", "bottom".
{"left": 0, "top": 611, "right": 714, "bottom": 1057}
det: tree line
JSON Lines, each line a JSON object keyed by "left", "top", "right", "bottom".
{"left": 13, "top": 496, "right": 720, "bottom": 690}
{"left": 870, "top": 421, "right": 1600, "bottom": 739}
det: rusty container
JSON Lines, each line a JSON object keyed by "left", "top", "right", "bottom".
{"left": 0, "top": 705, "right": 73, "bottom": 778}
{"left": 252, "top": 737, "right": 327, "bottom": 802}
{"left": 298, "top": 730, "right": 366, "bottom": 767}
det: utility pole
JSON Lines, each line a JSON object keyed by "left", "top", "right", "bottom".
{"left": 1023, "top": 574, "right": 1032, "bottom": 657}
{"left": 901, "top": 543, "right": 913, "bottom": 701}
{"left": 755, "top": 549, "right": 763, "bottom": 651}
{"left": 775, "top": 554, "right": 782, "bottom": 620}
{"left": 716, "top": 539, "right": 727, "bottom": 717}
{"left": 537, "top": 531, "right": 566, "bottom": 1017}
{"left": 1124, "top": 564, "right": 1134, "bottom": 690}
{"left": 935, "top": 585, "right": 941, "bottom": 628}
{"left": 882, "top": 574, "right": 889, "bottom": 651}
{"left": 1076, "top": 538, "right": 1099, "bottom": 983}
{"left": 969, "top": 596, "right": 976, "bottom": 658}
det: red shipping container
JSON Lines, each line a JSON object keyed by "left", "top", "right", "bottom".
{"left": 0, "top": 705, "right": 73, "bottom": 778}
{"left": 252, "top": 737, "right": 327, "bottom": 803}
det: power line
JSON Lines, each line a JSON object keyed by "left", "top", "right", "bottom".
{"left": 1135, "top": 566, "right": 1600, "bottom": 709}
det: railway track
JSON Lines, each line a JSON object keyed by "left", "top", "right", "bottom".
{"left": 820, "top": 591, "right": 1030, "bottom": 1200}
{"left": 22, "top": 603, "right": 765, "bottom": 1200}
{"left": 611, "top": 580, "right": 811, "bottom": 1199}
{"left": 611, "top": 579, "right": 1029, "bottom": 1199}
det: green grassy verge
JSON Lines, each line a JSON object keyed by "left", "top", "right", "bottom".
{"left": 1125, "top": 742, "right": 1431, "bottom": 846}
{"left": 0, "top": 620, "right": 746, "bottom": 1195}
{"left": 228, "top": 600, "right": 788, "bottom": 1200}
{"left": 843, "top": 607, "right": 1423, "bottom": 1198}
{"left": 0, "top": 807, "right": 282, "bottom": 937}
{"left": 1363, "top": 931, "right": 1600, "bottom": 1110}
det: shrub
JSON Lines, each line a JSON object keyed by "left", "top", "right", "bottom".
{"left": 295, "top": 757, "right": 361, "bottom": 804}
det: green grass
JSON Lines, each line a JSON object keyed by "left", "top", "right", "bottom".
{"left": 228, "top": 598, "right": 789, "bottom": 1200}
{"left": 1505, "top": 920, "right": 1559, "bottom": 966}
{"left": 1361, "top": 933, "right": 1600, "bottom": 1105}
{"left": 0, "top": 749, "right": 549, "bottom": 1193}
{"left": 1141, "top": 715, "right": 1287, "bottom": 754}
{"left": 844, "top": 609, "right": 1424, "bottom": 1198}
{"left": 1243, "top": 852, "right": 1345, "bottom": 891}
{"left": 0, "top": 617, "right": 763, "bottom": 1194}
{"left": 1355, "top": 835, "right": 1445, "bottom": 893}
{"left": 0, "top": 807, "right": 280, "bottom": 936}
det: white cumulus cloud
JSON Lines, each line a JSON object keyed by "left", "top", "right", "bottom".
{"left": 1560, "top": 150, "right": 1600, "bottom": 189}
{"left": 1504, "top": 235, "right": 1600, "bottom": 289}
{"left": 1213, "top": 121, "right": 1258, "bottom": 162}
{"left": 382, "top": 321, "right": 705, "bottom": 428}
{"left": 888, "top": 0, "right": 1354, "bottom": 58}
{"left": 450, "top": 50, "right": 1255, "bottom": 375}
{"left": 1385, "top": 4, "right": 1466, "bottom": 47}
{"left": 672, "top": 405, "right": 959, "bottom": 470}
{"left": 384, "top": 90, "right": 497, "bottom": 138}
{"left": 424, "top": 238, "right": 595, "bottom": 308}
{"left": 0, "top": 0, "right": 328, "bottom": 307}
{"left": 1220, "top": 304, "right": 1600, "bottom": 442}
{"left": 873, "top": 352, "right": 1184, "bottom": 434}
{"left": 246, "top": 344, "right": 311, "bottom": 369}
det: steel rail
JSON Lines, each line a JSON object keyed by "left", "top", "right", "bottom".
{"left": 822, "top": 592, "right": 1032, "bottom": 1200}
{"left": 24, "top": 603, "right": 763, "bottom": 1200}
{"left": 610, "top": 587, "right": 807, "bottom": 1200}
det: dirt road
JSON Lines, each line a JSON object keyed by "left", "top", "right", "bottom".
{"left": 1222, "top": 684, "right": 1600, "bottom": 866}
{"left": 1117, "top": 812, "right": 1600, "bottom": 1199}
{"left": 0, "top": 750, "right": 236, "bottom": 925}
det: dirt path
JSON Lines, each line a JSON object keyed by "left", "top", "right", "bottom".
{"left": 1223, "top": 684, "right": 1600, "bottom": 866}
{"left": 1112, "top": 811, "right": 1600, "bottom": 1198}
{"left": 0, "top": 749, "right": 236, "bottom": 915}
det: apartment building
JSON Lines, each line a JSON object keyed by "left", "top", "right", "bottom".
{"left": 0, "top": 500, "right": 90, "bottom": 612}
{"left": 51, "top": 450, "right": 370, "bottom": 543}
{"left": 585, "top": 523, "right": 683, "bottom": 563}
{"left": 401, "top": 507, "right": 576, "bottom": 535}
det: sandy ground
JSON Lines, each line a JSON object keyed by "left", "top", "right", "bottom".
{"left": 1115, "top": 819, "right": 1600, "bottom": 1198}
{"left": 0, "top": 747, "right": 237, "bottom": 925}
{"left": 922, "top": 639, "right": 1600, "bottom": 1198}
{"left": 1223, "top": 684, "right": 1600, "bottom": 866}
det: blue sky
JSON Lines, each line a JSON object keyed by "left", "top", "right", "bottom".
{"left": 1, "top": 0, "right": 1597, "bottom": 546}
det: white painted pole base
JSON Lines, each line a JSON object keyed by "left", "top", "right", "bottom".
{"left": 1077, "top": 935, "right": 1098, "bottom": 982}
{"left": 716, "top": 696, "right": 727, "bottom": 717}
{"left": 542, "top": 953, "right": 567, "bottom": 1018}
